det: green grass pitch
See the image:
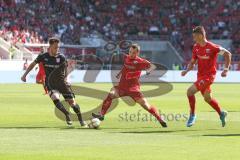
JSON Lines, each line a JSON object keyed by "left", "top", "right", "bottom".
{"left": 0, "top": 83, "right": 240, "bottom": 160}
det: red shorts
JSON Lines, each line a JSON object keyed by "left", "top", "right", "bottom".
{"left": 36, "top": 72, "right": 45, "bottom": 84}
{"left": 194, "top": 76, "right": 215, "bottom": 95}
{"left": 114, "top": 86, "right": 143, "bottom": 101}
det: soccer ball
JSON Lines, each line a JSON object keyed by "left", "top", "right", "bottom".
{"left": 88, "top": 118, "right": 101, "bottom": 129}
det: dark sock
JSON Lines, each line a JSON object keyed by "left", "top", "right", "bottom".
{"left": 53, "top": 99, "right": 69, "bottom": 116}
{"left": 72, "top": 104, "right": 84, "bottom": 124}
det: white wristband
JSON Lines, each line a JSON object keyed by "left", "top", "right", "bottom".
{"left": 224, "top": 68, "right": 229, "bottom": 71}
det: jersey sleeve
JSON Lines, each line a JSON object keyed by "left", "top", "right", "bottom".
{"left": 216, "top": 45, "right": 227, "bottom": 56}
{"left": 211, "top": 43, "right": 221, "bottom": 56}
{"left": 62, "top": 55, "right": 67, "bottom": 64}
{"left": 60, "top": 55, "right": 68, "bottom": 77}
{"left": 34, "top": 54, "right": 44, "bottom": 64}
{"left": 138, "top": 59, "right": 151, "bottom": 70}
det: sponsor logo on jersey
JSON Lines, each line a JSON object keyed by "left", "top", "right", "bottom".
{"left": 125, "top": 64, "right": 136, "bottom": 69}
{"left": 197, "top": 55, "right": 210, "bottom": 59}
{"left": 45, "top": 64, "right": 60, "bottom": 68}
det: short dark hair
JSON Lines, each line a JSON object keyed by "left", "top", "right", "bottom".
{"left": 48, "top": 37, "right": 60, "bottom": 45}
{"left": 131, "top": 43, "right": 140, "bottom": 51}
{"left": 192, "top": 26, "right": 206, "bottom": 36}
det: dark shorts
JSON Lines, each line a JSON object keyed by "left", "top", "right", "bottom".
{"left": 114, "top": 86, "right": 143, "bottom": 101}
{"left": 47, "top": 82, "right": 75, "bottom": 100}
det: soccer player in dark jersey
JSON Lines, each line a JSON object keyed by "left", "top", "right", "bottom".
{"left": 93, "top": 43, "right": 167, "bottom": 127}
{"left": 181, "top": 26, "right": 232, "bottom": 127}
{"left": 21, "top": 37, "right": 85, "bottom": 126}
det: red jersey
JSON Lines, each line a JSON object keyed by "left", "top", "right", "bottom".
{"left": 118, "top": 55, "right": 151, "bottom": 92}
{"left": 36, "top": 62, "right": 46, "bottom": 83}
{"left": 38, "top": 62, "right": 45, "bottom": 75}
{"left": 192, "top": 41, "right": 221, "bottom": 78}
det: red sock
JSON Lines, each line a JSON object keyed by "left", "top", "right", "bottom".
{"left": 188, "top": 95, "right": 196, "bottom": 115}
{"left": 208, "top": 99, "right": 221, "bottom": 115}
{"left": 100, "top": 94, "right": 113, "bottom": 115}
{"left": 147, "top": 106, "right": 163, "bottom": 122}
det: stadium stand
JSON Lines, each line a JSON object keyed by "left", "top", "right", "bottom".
{"left": 0, "top": 0, "right": 239, "bottom": 61}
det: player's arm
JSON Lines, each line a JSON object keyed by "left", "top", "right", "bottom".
{"left": 146, "top": 63, "right": 156, "bottom": 75}
{"left": 21, "top": 61, "right": 37, "bottom": 82}
{"left": 116, "top": 67, "right": 123, "bottom": 79}
{"left": 116, "top": 54, "right": 127, "bottom": 79}
{"left": 218, "top": 47, "right": 232, "bottom": 77}
{"left": 181, "top": 58, "right": 197, "bottom": 76}
{"left": 66, "top": 60, "right": 75, "bottom": 75}
{"left": 22, "top": 53, "right": 43, "bottom": 82}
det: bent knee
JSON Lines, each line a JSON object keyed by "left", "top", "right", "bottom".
{"left": 136, "top": 99, "right": 149, "bottom": 108}
{"left": 187, "top": 88, "right": 194, "bottom": 96}
{"left": 66, "top": 99, "right": 75, "bottom": 106}
{"left": 49, "top": 90, "right": 60, "bottom": 100}
{"left": 108, "top": 92, "right": 117, "bottom": 99}
{"left": 109, "top": 89, "right": 118, "bottom": 98}
{"left": 204, "top": 96, "right": 211, "bottom": 103}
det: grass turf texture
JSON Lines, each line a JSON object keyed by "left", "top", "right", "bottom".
{"left": 0, "top": 83, "right": 240, "bottom": 160}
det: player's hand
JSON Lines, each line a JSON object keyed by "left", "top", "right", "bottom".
{"left": 21, "top": 75, "right": 26, "bottom": 82}
{"left": 116, "top": 74, "right": 121, "bottom": 79}
{"left": 146, "top": 71, "right": 151, "bottom": 75}
{"left": 221, "top": 70, "right": 228, "bottom": 77}
{"left": 181, "top": 70, "right": 188, "bottom": 76}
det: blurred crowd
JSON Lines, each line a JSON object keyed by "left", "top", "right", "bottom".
{"left": 0, "top": 28, "right": 43, "bottom": 45}
{"left": 0, "top": 0, "right": 240, "bottom": 59}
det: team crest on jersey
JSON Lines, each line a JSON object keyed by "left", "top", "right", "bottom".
{"left": 206, "top": 49, "right": 211, "bottom": 54}
{"left": 56, "top": 58, "right": 60, "bottom": 63}
{"left": 133, "top": 60, "right": 138, "bottom": 64}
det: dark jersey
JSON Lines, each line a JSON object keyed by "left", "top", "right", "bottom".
{"left": 34, "top": 52, "right": 68, "bottom": 89}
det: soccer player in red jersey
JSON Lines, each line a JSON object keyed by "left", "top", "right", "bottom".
{"left": 181, "top": 26, "right": 232, "bottom": 127}
{"left": 36, "top": 62, "right": 48, "bottom": 94}
{"left": 92, "top": 43, "right": 167, "bottom": 127}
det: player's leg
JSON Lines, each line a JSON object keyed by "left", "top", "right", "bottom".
{"left": 135, "top": 97, "right": 167, "bottom": 127}
{"left": 42, "top": 76, "right": 48, "bottom": 94}
{"left": 36, "top": 73, "right": 42, "bottom": 84}
{"left": 65, "top": 97, "right": 86, "bottom": 127}
{"left": 92, "top": 87, "right": 120, "bottom": 121}
{"left": 61, "top": 84, "right": 86, "bottom": 126}
{"left": 49, "top": 90, "right": 72, "bottom": 125}
{"left": 36, "top": 73, "right": 48, "bottom": 94}
{"left": 43, "top": 83, "right": 48, "bottom": 94}
{"left": 203, "top": 90, "right": 227, "bottom": 127}
{"left": 186, "top": 84, "right": 199, "bottom": 127}
{"left": 187, "top": 84, "right": 199, "bottom": 115}
{"left": 203, "top": 91, "right": 221, "bottom": 115}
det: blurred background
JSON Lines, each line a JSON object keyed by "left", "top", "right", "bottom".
{"left": 0, "top": 0, "right": 240, "bottom": 82}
